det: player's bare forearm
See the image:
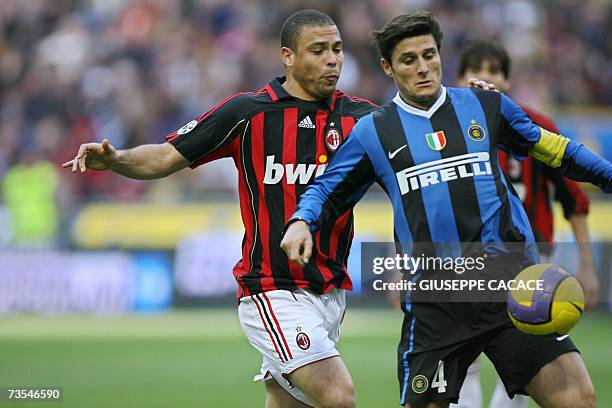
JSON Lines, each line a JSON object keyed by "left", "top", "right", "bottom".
{"left": 569, "top": 214, "right": 594, "bottom": 268}
{"left": 110, "top": 143, "right": 190, "bottom": 180}
{"left": 569, "top": 213, "right": 599, "bottom": 310}
{"left": 63, "top": 140, "right": 190, "bottom": 180}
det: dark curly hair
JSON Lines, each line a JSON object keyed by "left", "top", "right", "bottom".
{"left": 371, "top": 11, "right": 443, "bottom": 64}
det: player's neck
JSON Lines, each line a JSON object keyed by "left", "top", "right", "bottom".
{"left": 282, "top": 77, "right": 321, "bottom": 101}
{"left": 398, "top": 87, "right": 442, "bottom": 111}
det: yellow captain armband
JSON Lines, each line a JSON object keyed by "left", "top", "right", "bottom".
{"left": 529, "top": 128, "right": 570, "bottom": 168}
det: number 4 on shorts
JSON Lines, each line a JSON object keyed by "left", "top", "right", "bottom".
{"left": 432, "top": 360, "right": 447, "bottom": 393}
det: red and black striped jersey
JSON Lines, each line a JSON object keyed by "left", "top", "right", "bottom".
{"left": 165, "top": 77, "right": 377, "bottom": 298}
{"left": 499, "top": 105, "right": 590, "bottom": 246}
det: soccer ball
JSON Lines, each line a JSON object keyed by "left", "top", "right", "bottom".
{"left": 507, "top": 263, "right": 584, "bottom": 336}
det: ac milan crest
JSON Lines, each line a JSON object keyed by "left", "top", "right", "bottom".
{"left": 296, "top": 332, "right": 310, "bottom": 350}
{"left": 325, "top": 128, "right": 341, "bottom": 152}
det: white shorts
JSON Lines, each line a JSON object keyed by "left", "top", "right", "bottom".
{"left": 238, "top": 288, "right": 346, "bottom": 405}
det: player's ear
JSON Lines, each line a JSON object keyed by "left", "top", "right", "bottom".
{"left": 380, "top": 58, "right": 393, "bottom": 77}
{"left": 281, "top": 47, "right": 295, "bottom": 68}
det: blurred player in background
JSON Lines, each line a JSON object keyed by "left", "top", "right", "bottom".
{"left": 454, "top": 39, "right": 600, "bottom": 408}
{"left": 282, "top": 11, "right": 610, "bottom": 408}
{"left": 63, "top": 9, "right": 378, "bottom": 408}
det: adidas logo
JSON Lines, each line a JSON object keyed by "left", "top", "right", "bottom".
{"left": 298, "top": 116, "right": 316, "bottom": 129}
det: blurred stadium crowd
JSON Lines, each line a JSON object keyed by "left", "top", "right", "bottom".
{"left": 0, "top": 0, "right": 610, "bottom": 247}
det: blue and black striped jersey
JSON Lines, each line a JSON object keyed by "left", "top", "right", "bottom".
{"left": 292, "top": 87, "right": 612, "bottom": 258}
{"left": 291, "top": 86, "right": 612, "bottom": 355}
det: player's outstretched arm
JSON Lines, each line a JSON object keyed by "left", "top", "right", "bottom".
{"left": 289, "top": 122, "right": 376, "bottom": 226}
{"left": 62, "top": 139, "right": 190, "bottom": 180}
{"left": 498, "top": 94, "right": 612, "bottom": 192}
{"left": 554, "top": 140, "right": 612, "bottom": 192}
{"left": 527, "top": 131, "right": 612, "bottom": 192}
{"left": 280, "top": 220, "right": 313, "bottom": 267}
{"left": 281, "top": 122, "right": 376, "bottom": 266}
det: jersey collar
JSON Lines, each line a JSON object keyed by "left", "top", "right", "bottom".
{"left": 265, "top": 77, "right": 337, "bottom": 110}
{"left": 393, "top": 86, "right": 447, "bottom": 118}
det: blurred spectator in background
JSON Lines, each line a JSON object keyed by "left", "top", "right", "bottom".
{"left": 1, "top": 148, "right": 59, "bottom": 248}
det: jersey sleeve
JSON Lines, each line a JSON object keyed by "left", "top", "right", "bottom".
{"left": 290, "top": 122, "right": 376, "bottom": 230}
{"left": 559, "top": 141, "right": 612, "bottom": 192}
{"left": 164, "top": 94, "right": 249, "bottom": 168}
{"left": 500, "top": 94, "right": 612, "bottom": 192}
{"left": 499, "top": 94, "right": 543, "bottom": 159}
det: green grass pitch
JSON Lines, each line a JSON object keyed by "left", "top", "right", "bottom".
{"left": 1, "top": 309, "right": 610, "bottom": 407}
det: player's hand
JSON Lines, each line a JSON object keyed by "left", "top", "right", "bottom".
{"left": 576, "top": 265, "right": 599, "bottom": 311}
{"left": 280, "top": 220, "right": 313, "bottom": 267}
{"left": 468, "top": 78, "right": 498, "bottom": 92}
{"left": 62, "top": 138, "right": 118, "bottom": 173}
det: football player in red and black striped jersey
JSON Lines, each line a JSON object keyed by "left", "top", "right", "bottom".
{"left": 63, "top": 9, "right": 376, "bottom": 408}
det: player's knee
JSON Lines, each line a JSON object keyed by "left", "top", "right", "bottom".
{"left": 317, "top": 383, "right": 355, "bottom": 408}
{"left": 574, "top": 381, "right": 596, "bottom": 408}
{"left": 558, "top": 380, "right": 596, "bottom": 408}
{"left": 581, "top": 394, "right": 597, "bottom": 408}
{"left": 318, "top": 395, "right": 355, "bottom": 408}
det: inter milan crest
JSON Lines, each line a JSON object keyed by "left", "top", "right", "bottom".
{"left": 467, "top": 120, "right": 486, "bottom": 142}
{"left": 425, "top": 131, "right": 446, "bottom": 151}
{"left": 412, "top": 374, "right": 429, "bottom": 393}
{"left": 325, "top": 126, "right": 341, "bottom": 152}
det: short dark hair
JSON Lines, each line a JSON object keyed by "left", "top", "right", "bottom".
{"left": 371, "top": 11, "right": 443, "bottom": 64}
{"left": 458, "top": 39, "right": 511, "bottom": 79}
{"left": 280, "top": 10, "right": 336, "bottom": 50}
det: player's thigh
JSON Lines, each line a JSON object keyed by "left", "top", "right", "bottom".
{"left": 264, "top": 378, "right": 312, "bottom": 408}
{"left": 525, "top": 352, "right": 595, "bottom": 408}
{"left": 484, "top": 323, "right": 580, "bottom": 400}
{"left": 288, "top": 355, "right": 354, "bottom": 408}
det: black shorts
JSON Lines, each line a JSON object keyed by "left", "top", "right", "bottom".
{"left": 397, "top": 319, "right": 578, "bottom": 405}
